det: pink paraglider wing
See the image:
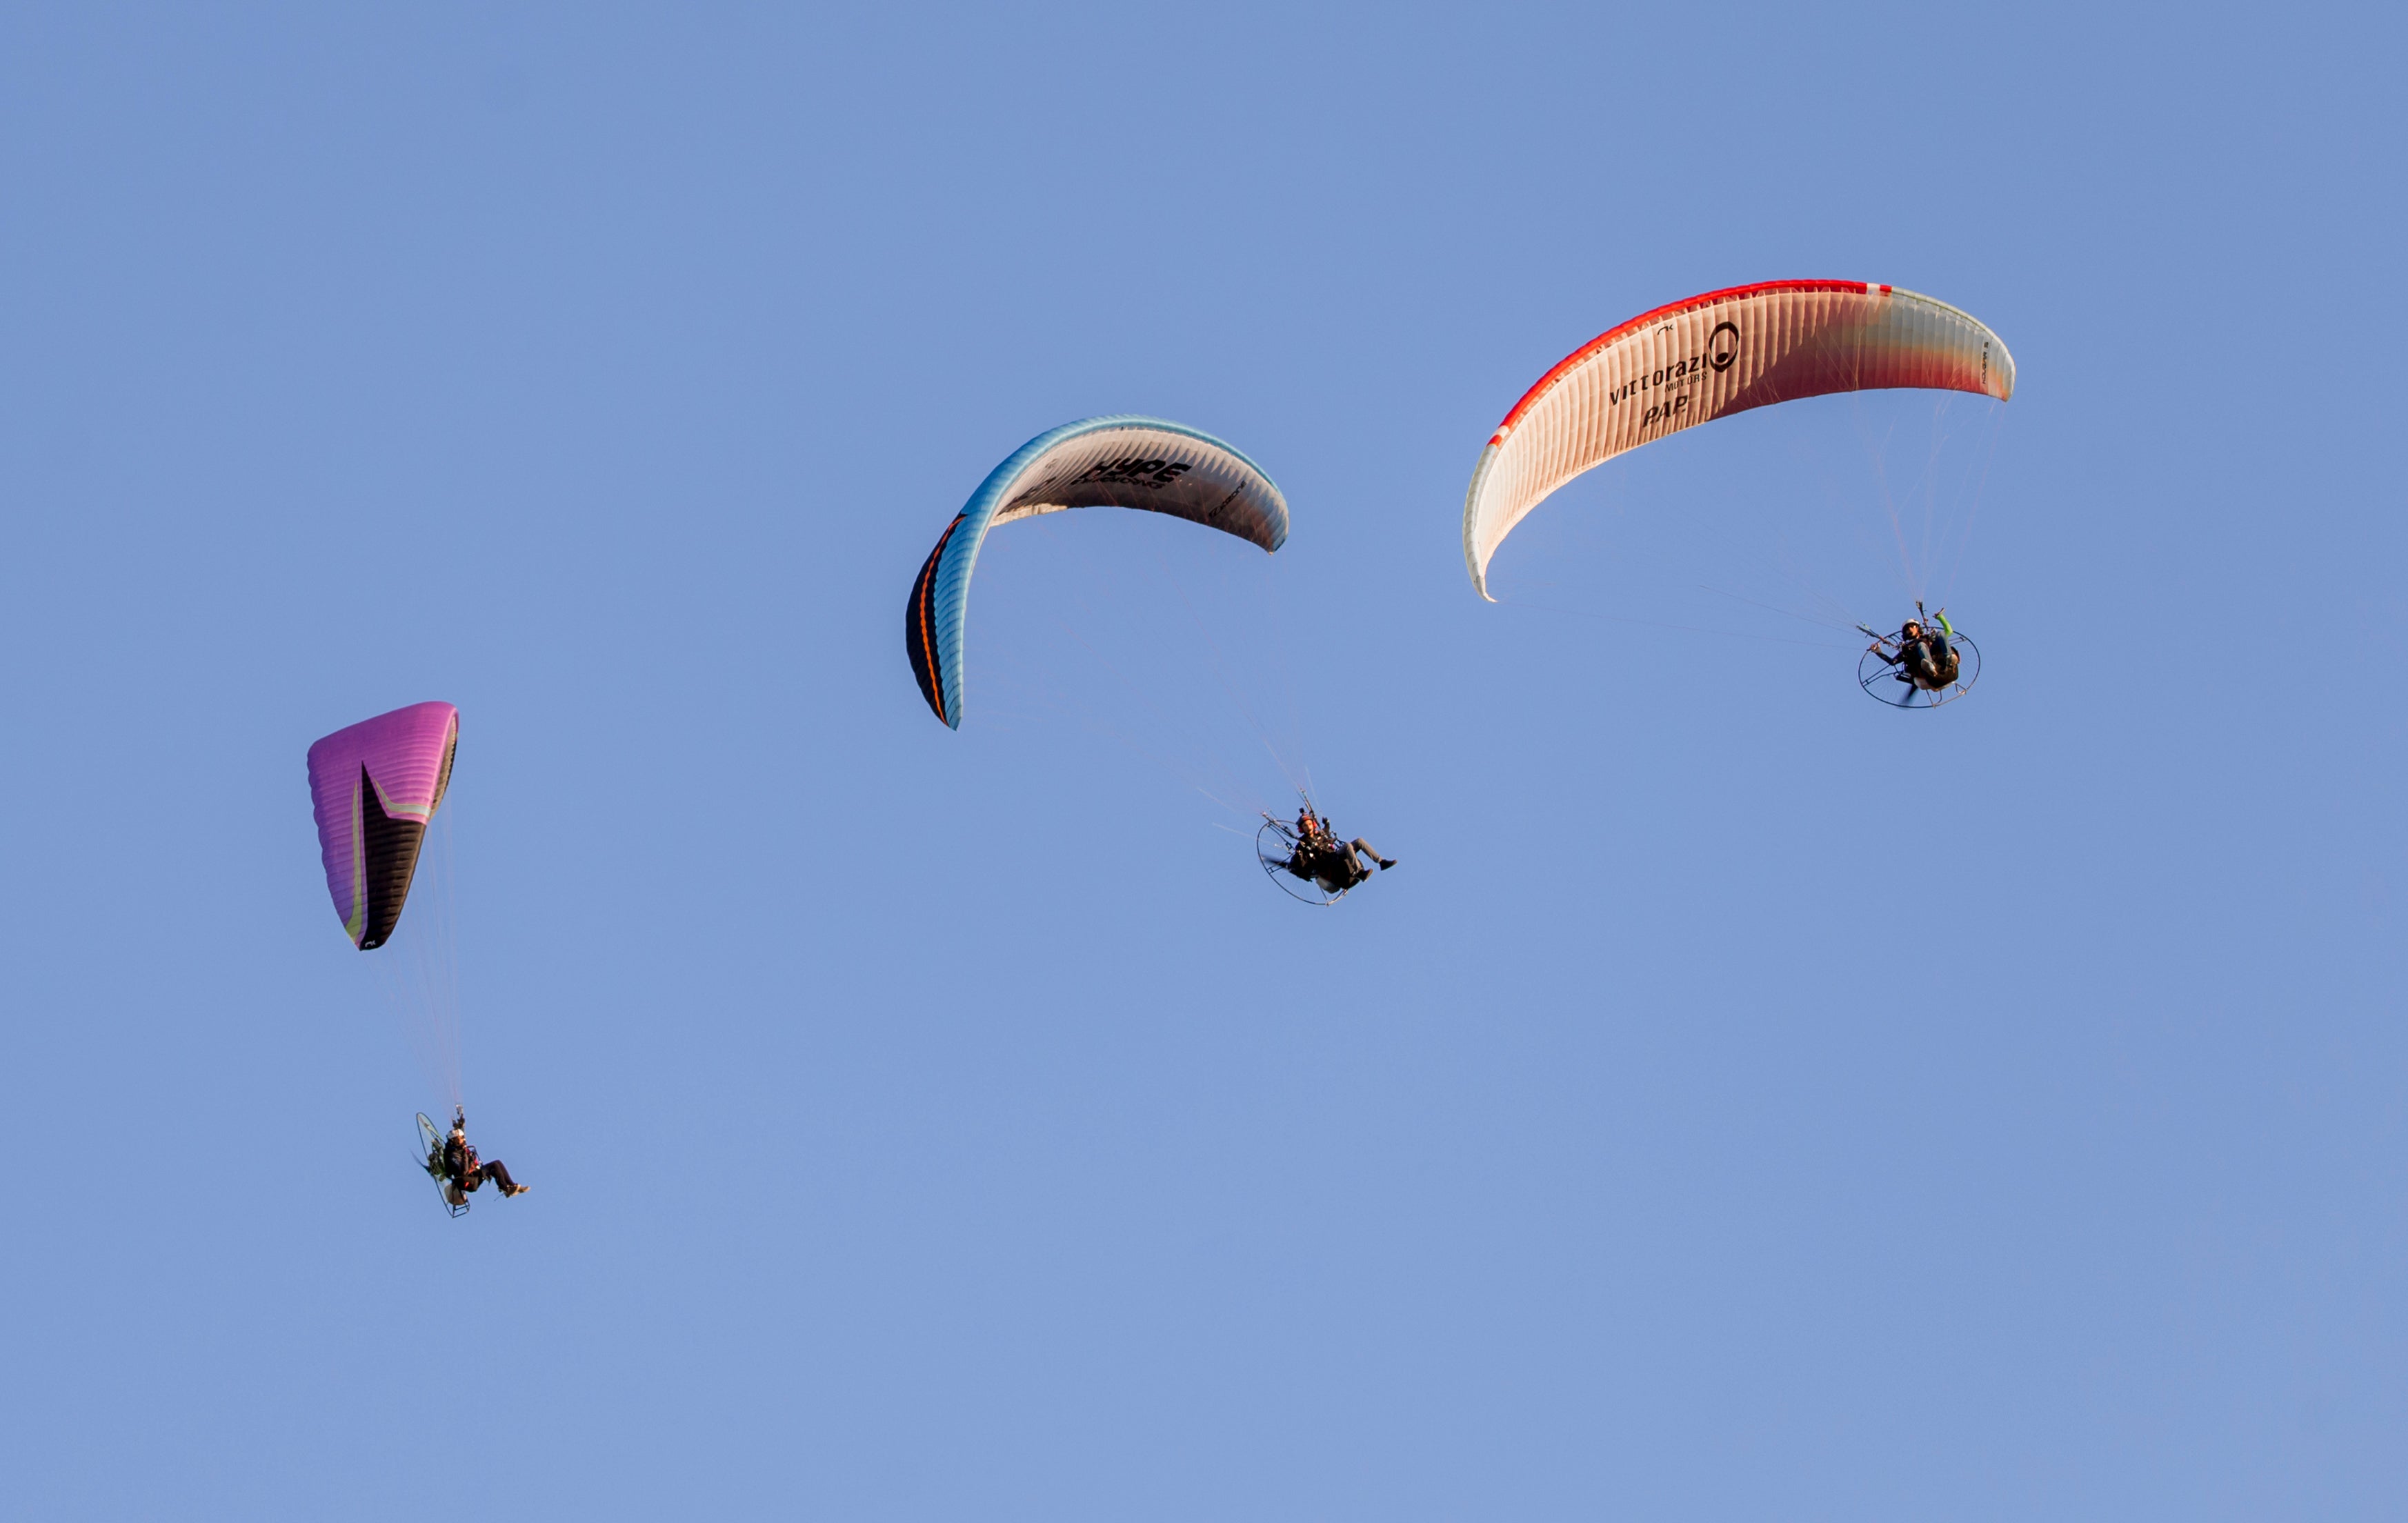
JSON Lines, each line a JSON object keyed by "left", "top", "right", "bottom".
{"left": 305, "top": 701, "right": 459, "bottom": 950}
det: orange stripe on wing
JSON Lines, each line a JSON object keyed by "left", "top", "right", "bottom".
{"left": 911, "top": 517, "right": 960, "bottom": 724}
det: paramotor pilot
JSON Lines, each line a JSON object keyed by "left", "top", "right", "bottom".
{"left": 1867, "top": 607, "right": 1962, "bottom": 694}
{"left": 1287, "top": 808, "right": 1395, "bottom": 895}
{"left": 440, "top": 1107, "right": 529, "bottom": 1200}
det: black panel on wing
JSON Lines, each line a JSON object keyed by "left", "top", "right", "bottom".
{"left": 357, "top": 764, "right": 429, "bottom": 952}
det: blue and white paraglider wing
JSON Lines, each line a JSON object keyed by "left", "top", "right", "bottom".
{"left": 904, "top": 415, "right": 1289, "bottom": 728}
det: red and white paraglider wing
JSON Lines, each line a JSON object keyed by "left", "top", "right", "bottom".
{"left": 1462, "top": 281, "right": 2015, "bottom": 599}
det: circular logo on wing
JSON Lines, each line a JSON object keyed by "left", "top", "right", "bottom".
{"left": 1709, "top": 321, "right": 1740, "bottom": 372}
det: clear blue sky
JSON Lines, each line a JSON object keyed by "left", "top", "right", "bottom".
{"left": 3, "top": 5, "right": 2401, "bottom": 1518}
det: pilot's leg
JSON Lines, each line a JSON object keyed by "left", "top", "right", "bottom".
{"left": 1350, "top": 837, "right": 1396, "bottom": 870}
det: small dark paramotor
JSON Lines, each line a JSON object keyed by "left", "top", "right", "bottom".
{"left": 1257, "top": 815, "right": 1348, "bottom": 904}
{"left": 1858, "top": 604, "right": 1980, "bottom": 710}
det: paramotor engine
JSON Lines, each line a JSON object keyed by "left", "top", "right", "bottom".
{"left": 1857, "top": 605, "right": 1981, "bottom": 709}
{"left": 1257, "top": 815, "right": 1346, "bottom": 904}
{"left": 417, "top": 1112, "right": 468, "bottom": 1217}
